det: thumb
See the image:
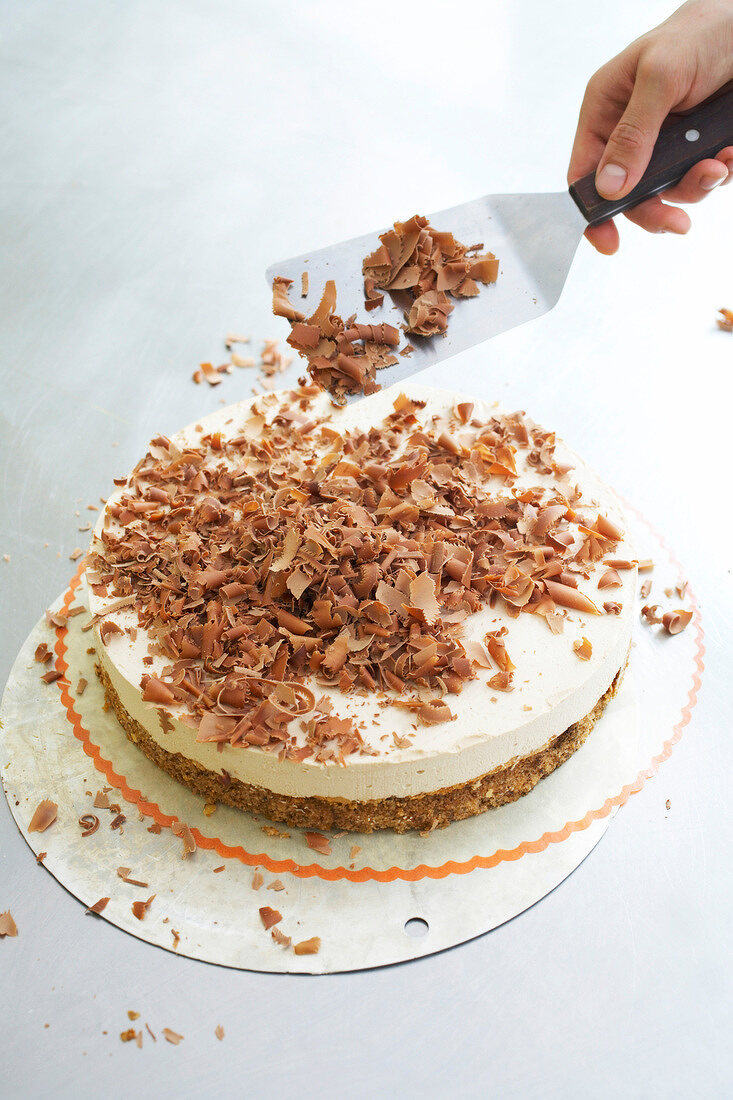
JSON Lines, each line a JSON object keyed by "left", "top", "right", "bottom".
{"left": 595, "top": 64, "right": 676, "bottom": 199}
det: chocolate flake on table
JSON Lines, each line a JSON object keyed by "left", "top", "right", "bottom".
{"left": 641, "top": 604, "right": 663, "bottom": 625}
{"left": 41, "top": 670, "right": 63, "bottom": 684}
{"left": 0, "top": 910, "right": 18, "bottom": 937}
{"left": 36, "top": 852, "right": 47, "bottom": 864}
{"left": 110, "top": 813, "right": 126, "bottom": 830}
{"left": 293, "top": 936, "right": 321, "bottom": 956}
{"left": 572, "top": 637, "right": 592, "bottom": 660}
{"left": 258, "top": 906, "right": 282, "bottom": 930}
{"left": 716, "top": 307, "right": 733, "bottom": 331}
{"left": 305, "top": 831, "right": 331, "bottom": 856}
{"left": 79, "top": 814, "right": 100, "bottom": 837}
{"left": 120, "top": 1029, "right": 137, "bottom": 1043}
{"left": 271, "top": 927, "right": 291, "bottom": 947}
{"left": 147, "top": 822, "right": 162, "bottom": 834}
{"left": 162, "top": 1028, "right": 183, "bottom": 1045}
{"left": 637, "top": 559, "right": 654, "bottom": 572}
{"left": 128, "top": 1010, "right": 140, "bottom": 1020}
{"left": 145, "top": 1023, "right": 157, "bottom": 1042}
{"left": 117, "top": 867, "right": 150, "bottom": 888}
{"left": 76, "top": 677, "right": 88, "bottom": 695}
{"left": 28, "top": 800, "right": 58, "bottom": 833}
{"left": 131, "top": 895, "right": 155, "bottom": 920}
{"left": 639, "top": 579, "right": 652, "bottom": 599}
{"left": 93, "top": 790, "right": 111, "bottom": 810}
{"left": 261, "top": 825, "right": 291, "bottom": 838}
{"left": 301, "top": 272, "right": 308, "bottom": 297}
{"left": 88, "top": 388, "right": 628, "bottom": 758}
{"left": 203, "top": 802, "right": 217, "bottom": 816}
{"left": 362, "top": 214, "right": 499, "bottom": 337}
{"left": 171, "top": 928, "right": 181, "bottom": 950}
{"left": 86, "top": 897, "right": 110, "bottom": 915}
{"left": 267, "top": 879, "right": 285, "bottom": 891}
{"left": 171, "top": 820, "right": 197, "bottom": 858}
{"left": 349, "top": 844, "right": 361, "bottom": 860}
{"left": 251, "top": 869, "right": 264, "bottom": 891}
{"left": 69, "top": 548, "right": 84, "bottom": 561}
{"left": 213, "top": 865, "right": 225, "bottom": 873}
{"left": 215, "top": 1025, "right": 225, "bottom": 1040}
{"left": 34, "top": 643, "right": 53, "bottom": 664}
{"left": 662, "top": 609, "right": 693, "bottom": 635}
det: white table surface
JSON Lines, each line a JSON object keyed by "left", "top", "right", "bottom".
{"left": 1, "top": 1, "right": 732, "bottom": 1096}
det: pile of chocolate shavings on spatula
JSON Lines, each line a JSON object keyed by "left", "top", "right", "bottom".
{"left": 88, "top": 388, "right": 625, "bottom": 765}
{"left": 272, "top": 215, "right": 498, "bottom": 402}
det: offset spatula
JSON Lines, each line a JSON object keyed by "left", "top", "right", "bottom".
{"left": 266, "top": 88, "right": 733, "bottom": 397}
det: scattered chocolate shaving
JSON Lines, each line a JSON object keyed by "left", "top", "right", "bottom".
{"left": 120, "top": 1029, "right": 136, "bottom": 1043}
{"left": 637, "top": 559, "right": 654, "bottom": 572}
{"left": 662, "top": 609, "right": 693, "bottom": 635}
{"left": 675, "top": 581, "right": 688, "bottom": 599}
{"left": 640, "top": 579, "right": 652, "bottom": 599}
{"left": 261, "top": 825, "right": 291, "bottom": 838}
{"left": 117, "top": 867, "right": 150, "bottom": 888}
{"left": 597, "top": 567, "right": 622, "bottom": 590}
{"left": 171, "top": 820, "right": 197, "bottom": 858}
{"left": 110, "top": 813, "right": 126, "bottom": 830}
{"left": 36, "top": 852, "right": 47, "bottom": 864}
{"left": 76, "top": 677, "right": 88, "bottom": 695}
{"left": 0, "top": 911, "right": 18, "bottom": 937}
{"left": 93, "top": 790, "right": 111, "bottom": 810}
{"left": 259, "top": 906, "right": 282, "bottom": 930}
{"left": 145, "top": 1023, "right": 157, "bottom": 1042}
{"left": 34, "top": 642, "right": 52, "bottom": 664}
{"left": 301, "top": 272, "right": 308, "bottom": 298}
{"left": 213, "top": 865, "right": 225, "bottom": 873}
{"left": 69, "top": 547, "right": 84, "bottom": 561}
{"left": 28, "top": 800, "right": 58, "bottom": 833}
{"left": 131, "top": 895, "right": 155, "bottom": 920}
{"left": 171, "top": 928, "right": 181, "bottom": 950}
{"left": 603, "top": 601, "right": 622, "bottom": 615}
{"left": 79, "top": 814, "right": 100, "bottom": 837}
{"left": 215, "top": 1025, "right": 225, "bottom": 1040}
{"left": 128, "top": 1011, "right": 140, "bottom": 1020}
{"left": 86, "top": 897, "right": 110, "bottom": 915}
{"left": 271, "top": 927, "right": 291, "bottom": 947}
{"left": 572, "top": 636, "right": 592, "bottom": 660}
{"left": 41, "top": 670, "right": 63, "bottom": 684}
{"left": 641, "top": 604, "right": 663, "bottom": 625}
{"left": 162, "top": 1028, "right": 183, "bottom": 1045}
{"left": 293, "top": 936, "right": 321, "bottom": 956}
{"left": 716, "top": 306, "right": 733, "bottom": 331}
{"left": 100, "top": 620, "right": 124, "bottom": 645}
{"left": 147, "top": 822, "right": 162, "bottom": 834}
{"left": 305, "top": 831, "right": 332, "bottom": 856}
{"left": 267, "top": 879, "right": 285, "bottom": 891}
{"left": 252, "top": 869, "right": 264, "bottom": 891}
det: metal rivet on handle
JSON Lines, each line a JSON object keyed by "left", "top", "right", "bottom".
{"left": 685, "top": 129, "right": 700, "bottom": 142}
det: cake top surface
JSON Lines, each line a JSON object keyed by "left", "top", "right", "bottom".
{"left": 87, "top": 382, "right": 636, "bottom": 768}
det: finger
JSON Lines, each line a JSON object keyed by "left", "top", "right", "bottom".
{"left": 662, "top": 159, "right": 729, "bottom": 203}
{"left": 715, "top": 146, "right": 733, "bottom": 184}
{"left": 595, "top": 57, "right": 677, "bottom": 199}
{"left": 584, "top": 220, "right": 620, "bottom": 255}
{"left": 622, "top": 196, "right": 691, "bottom": 234}
{"left": 568, "top": 66, "right": 630, "bottom": 183}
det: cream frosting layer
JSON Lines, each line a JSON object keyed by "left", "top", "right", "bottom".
{"left": 88, "top": 383, "right": 636, "bottom": 802}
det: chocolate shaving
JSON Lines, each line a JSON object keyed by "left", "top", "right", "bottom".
{"left": 0, "top": 911, "right": 18, "bottom": 937}
{"left": 259, "top": 906, "right": 282, "bottom": 930}
{"left": 171, "top": 820, "right": 197, "bottom": 858}
{"left": 215, "top": 1025, "right": 225, "bottom": 1041}
{"left": 293, "top": 936, "right": 321, "bottom": 956}
{"left": 131, "top": 895, "right": 155, "bottom": 920}
{"left": 641, "top": 604, "right": 663, "bottom": 625}
{"left": 271, "top": 927, "right": 291, "bottom": 947}
{"left": 34, "top": 643, "right": 52, "bottom": 664}
{"left": 572, "top": 636, "right": 592, "bottom": 660}
{"left": 79, "top": 814, "right": 100, "bottom": 837}
{"left": 41, "top": 670, "right": 63, "bottom": 684}
{"left": 716, "top": 306, "right": 733, "bottom": 331}
{"left": 28, "top": 800, "right": 58, "bottom": 833}
{"left": 86, "top": 897, "right": 110, "bottom": 915}
{"left": 117, "top": 867, "right": 149, "bottom": 888}
{"left": 662, "top": 609, "right": 693, "bottom": 635}
{"left": 305, "top": 831, "right": 332, "bottom": 856}
{"left": 162, "top": 1028, "right": 183, "bottom": 1045}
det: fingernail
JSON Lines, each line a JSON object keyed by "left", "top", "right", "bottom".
{"left": 596, "top": 164, "right": 627, "bottom": 195}
{"left": 701, "top": 168, "right": 728, "bottom": 190}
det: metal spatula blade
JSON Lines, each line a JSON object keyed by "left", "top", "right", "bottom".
{"left": 266, "top": 191, "right": 584, "bottom": 392}
{"left": 265, "top": 88, "right": 733, "bottom": 399}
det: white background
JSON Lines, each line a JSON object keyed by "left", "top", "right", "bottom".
{"left": 1, "top": 1, "right": 732, "bottom": 1096}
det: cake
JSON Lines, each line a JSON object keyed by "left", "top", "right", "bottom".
{"left": 86, "top": 382, "right": 636, "bottom": 833}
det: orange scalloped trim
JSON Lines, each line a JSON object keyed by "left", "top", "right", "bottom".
{"left": 52, "top": 517, "right": 704, "bottom": 883}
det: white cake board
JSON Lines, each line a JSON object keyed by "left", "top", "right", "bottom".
{"left": 0, "top": 507, "right": 703, "bottom": 973}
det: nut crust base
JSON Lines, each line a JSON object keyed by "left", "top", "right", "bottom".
{"left": 96, "top": 662, "right": 625, "bottom": 834}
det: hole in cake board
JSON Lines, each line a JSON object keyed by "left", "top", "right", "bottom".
{"left": 404, "top": 917, "right": 429, "bottom": 938}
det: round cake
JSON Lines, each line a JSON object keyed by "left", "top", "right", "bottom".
{"left": 86, "top": 382, "right": 636, "bottom": 833}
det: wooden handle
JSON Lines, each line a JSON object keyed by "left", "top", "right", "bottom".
{"left": 569, "top": 84, "right": 733, "bottom": 226}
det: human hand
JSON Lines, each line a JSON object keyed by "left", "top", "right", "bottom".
{"left": 568, "top": 0, "right": 733, "bottom": 254}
